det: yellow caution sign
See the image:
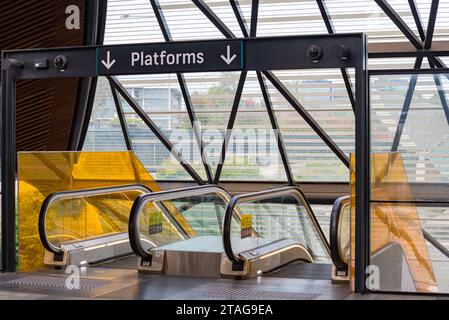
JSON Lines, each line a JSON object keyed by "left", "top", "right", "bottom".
{"left": 149, "top": 210, "right": 163, "bottom": 235}
{"left": 240, "top": 214, "right": 252, "bottom": 239}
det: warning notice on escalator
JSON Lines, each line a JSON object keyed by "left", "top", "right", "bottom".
{"left": 240, "top": 214, "right": 253, "bottom": 239}
{"left": 149, "top": 210, "right": 163, "bottom": 235}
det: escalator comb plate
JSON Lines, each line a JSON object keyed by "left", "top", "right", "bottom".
{"left": 205, "top": 287, "right": 320, "bottom": 300}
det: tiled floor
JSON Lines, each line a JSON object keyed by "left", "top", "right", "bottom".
{"left": 0, "top": 257, "right": 443, "bottom": 300}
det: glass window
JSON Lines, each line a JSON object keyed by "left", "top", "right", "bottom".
{"left": 369, "top": 72, "right": 449, "bottom": 294}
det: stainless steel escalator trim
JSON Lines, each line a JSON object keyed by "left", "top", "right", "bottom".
{"left": 128, "top": 185, "right": 234, "bottom": 258}
{"left": 39, "top": 184, "right": 153, "bottom": 255}
{"left": 222, "top": 186, "right": 331, "bottom": 263}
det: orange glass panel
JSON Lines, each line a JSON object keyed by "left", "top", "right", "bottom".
{"left": 18, "top": 151, "right": 161, "bottom": 272}
{"left": 349, "top": 152, "right": 437, "bottom": 293}
{"left": 350, "top": 154, "right": 356, "bottom": 291}
{"left": 370, "top": 152, "right": 437, "bottom": 293}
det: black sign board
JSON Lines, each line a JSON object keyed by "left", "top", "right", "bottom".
{"left": 97, "top": 40, "right": 243, "bottom": 75}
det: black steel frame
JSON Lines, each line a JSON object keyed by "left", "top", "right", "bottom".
{"left": 2, "top": 0, "right": 447, "bottom": 296}
{"left": 1, "top": 34, "right": 367, "bottom": 282}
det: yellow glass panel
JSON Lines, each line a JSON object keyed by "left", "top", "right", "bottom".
{"left": 349, "top": 152, "right": 437, "bottom": 293}
{"left": 350, "top": 154, "right": 356, "bottom": 292}
{"left": 18, "top": 151, "right": 161, "bottom": 272}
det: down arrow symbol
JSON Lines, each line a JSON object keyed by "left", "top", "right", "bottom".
{"left": 101, "top": 51, "right": 116, "bottom": 70}
{"left": 220, "top": 45, "right": 236, "bottom": 65}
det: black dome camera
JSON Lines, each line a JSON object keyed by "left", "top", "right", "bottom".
{"left": 54, "top": 55, "right": 69, "bottom": 70}
{"left": 307, "top": 44, "right": 322, "bottom": 62}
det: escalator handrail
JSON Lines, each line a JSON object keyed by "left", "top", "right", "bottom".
{"left": 329, "top": 195, "right": 350, "bottom": 272}
{"left": 39, "top": 184, "right": 153, "bottom": 254}
{"left": 128, "top": 184, "right": 233, "bottom": 258}
{"left": 222, "top": 186, "right": 331, "bottom": 263}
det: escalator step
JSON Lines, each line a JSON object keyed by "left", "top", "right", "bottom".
{"left": 265, "top": 262, "right": 332, "bottom": 280}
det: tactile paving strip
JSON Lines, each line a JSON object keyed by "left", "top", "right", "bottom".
{"left": 1, "top": 274, "right": 111, "bottom": 290}
{"left": 205, "top": 287, "right": 320, "bottom": 300}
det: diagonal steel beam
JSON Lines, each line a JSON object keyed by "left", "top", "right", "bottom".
{"left": 108, "top": 76, "right": 205, "bottom": 185}
{"left": 229, "top": 0, "right": 249, "bottom": 37}
{"left": 316, "top": 0, "right": 356, "bottom": 114}
{"left": 195, "top": 0, "right": 350, "bottom": 169}
{"left": 391, "top": 0, "right": 443, "bottom": 151}
{"left": 150, "top": 0, "right": 213, "bottom": 183}
{"left": 408, "top": 0, "right": 426, "bottom": 41}
{"left": 230, "top": 0, "right": 295, "bottom": 185}
{"left": 213, "top": 71, "right": 248, "bottom": 183}
{"left": 150, "top": 0, "right": 172, "bottom": 40}
{"left": 257, "top": 72, "right": 295, "bottom": 185}
{"left": 250, "top": 0, "right": 259, "bottom": 37}
{"left": 263, "top": 70, "right": 350, "bottom": 167}
{"left": 109, "top": 81, "right": 145, "bottom": 181}
{"left": 110, "top": 82, "right": 133, "bottom": 151}
{"left": 428, "top": 58, "right": 449, "bottom": 84}
{"left": 428, "top": 58, "right": 449, "bottom": 126}
{"left": 424, "top": 0, "right": 439, "bottom": 50}
{"left": 390, "top": 57, "right": 423, "bottom": 152}
{"left": 375, "top": 0, "right": 423, "bottom": 49}
{"left": 424, "top": 0, "right": 447, "bottom": 75}
{"left": 192, "top": 0, "right": 235, "bottom": 38}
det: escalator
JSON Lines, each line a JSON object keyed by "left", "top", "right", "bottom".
{"left": 128, "top": 185, "right": 334, "bottom": 280}
{"left": 129, "top": 185, "right": 233, "bottom": 277}
{"left": 38, "top": 184, "right": 153, "bottom": 267}
{"left": 220, "top": 187, "right": 330, "bottom": 279}
{"left": 38, "top": 182, "right": 348, "bottom": 282}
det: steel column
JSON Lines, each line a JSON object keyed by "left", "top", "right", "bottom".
{"left": 1, "top": 68, "right": 17, "bottom": 272}
{"left": 354, "top": 35, "right": 370, "bottom": 293}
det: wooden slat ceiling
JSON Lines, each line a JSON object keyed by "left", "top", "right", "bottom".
{"left": 0, "top": 0, "right": 86, "bottom": 151}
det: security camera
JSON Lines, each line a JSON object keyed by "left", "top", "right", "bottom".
{"left": 54, "top": 55, "right": 69, "bottom": 70}
{"left": 307, "top": 44, "right": 322, "bottom": 62}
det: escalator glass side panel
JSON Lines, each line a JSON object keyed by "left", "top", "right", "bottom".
{"left": 136, "top": 193, "right": 229, "bottom": 252}
{"left": 228, "top": 194, "right": 330, "bottom": 263}
{"left": 350, "top": 153, "right": 439, "bottom": 293}
{"left": 44, "top": 190, "right": 143, "bottom": 249}
{"left": 18, "top": 151, "right": 160, "bottom": 272}
{"left": 370, "top": 152, "right": 437, "bottom": 293}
